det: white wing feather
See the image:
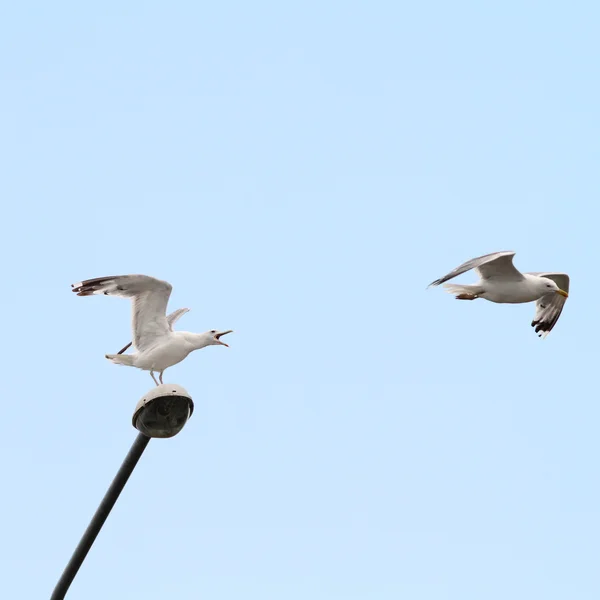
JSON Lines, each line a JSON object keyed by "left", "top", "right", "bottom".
{"left": 166, "top": 308, "right": 190, "bottom": 330}
{"left": 110, "top": 308, "right": 190, "bottom": 355}
{"left": 428, "top": 251, "right": 523, "bottom": 287}
{"left": 72, "top": 274, "right": 174, "bottom": 351}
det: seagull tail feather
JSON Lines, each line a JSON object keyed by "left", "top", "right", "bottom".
{"left": 442, "top": 283, "right": 484, "bottom": 297}
{"left": 105, "top": 353, "right": 135, "bottom": 366}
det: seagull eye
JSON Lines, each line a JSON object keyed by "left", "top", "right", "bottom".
{"left": 211, "top": 330, "right": 216, "bottom": 334}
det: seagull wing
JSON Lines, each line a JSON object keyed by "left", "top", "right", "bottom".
{"left": 166, "top": 308, "right": 190, "bottom": 330}
{"left": 428, "top": 251, "right": 522, "bottom": 287}
{"left": 72, "top": 275, "right": 173, "bottom": 351}
{"left": 526, "top": 272, "right": 570, "bottom": 338}
{"left": 114, "top": 307, "right": 190, "bottom": 355}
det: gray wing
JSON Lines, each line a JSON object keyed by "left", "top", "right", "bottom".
{"left": 114, "top": 308, "right": 190, "bottom": 355}
{"left": 526, "top": 272, "right": 570, "bottom": 338}
{"left": 166, "top": 308, "right": 190, "bottom": 329}
{"left": 428, "top": 251, "right": 522, "bottom": 287}
{"left": 72, "top": 274, "right": 173, "bottom": 352}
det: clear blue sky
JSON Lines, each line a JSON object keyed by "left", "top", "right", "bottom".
{"left": 1, "top": 2, "right": 599, "bottom": 598}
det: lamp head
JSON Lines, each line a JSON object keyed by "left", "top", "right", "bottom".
{"left": 132, "top": 384, "right": 194, "bottom": 438}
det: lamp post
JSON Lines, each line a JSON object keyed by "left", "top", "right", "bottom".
{"left": 50, "top": 384, "right": 194, "bottom": 600}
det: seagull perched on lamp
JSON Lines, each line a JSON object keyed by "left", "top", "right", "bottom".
{"left": 72, "top": 275, "right": 233, "bottom": 385}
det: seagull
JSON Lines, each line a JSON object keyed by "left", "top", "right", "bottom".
{"left": 428, "top": 251, "right": 570, "bottom": 337}
{"left": 72, "top": 275, "right": 233, "bottom": 385}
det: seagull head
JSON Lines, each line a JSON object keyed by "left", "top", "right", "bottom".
{"left": 538, "top": 277, "right": 568, "bottom": 299}
{"left": 207, "top": 329, "right": 234, "bottom": 347}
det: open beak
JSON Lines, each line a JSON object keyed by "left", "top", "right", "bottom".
{"left": 214, "top": 330, "right": 233, "bottom": 347}
{"left": 556, "top": 289, "right": 569, "bottom": 298}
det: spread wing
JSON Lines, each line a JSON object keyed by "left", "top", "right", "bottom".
{"left": 526, "top": 272, "right": 570, "bottom": 338}
{"left": 114, "top": 308, "right": 190, "bottom": 355}
{"left": 428, "top": 251, "right": 523, "bottom": 287}
{"left": 166, "top": 308, "right": 190, "bottom": 329}
{"left": 72, "top": 274, "right": 173, "bottom": 352}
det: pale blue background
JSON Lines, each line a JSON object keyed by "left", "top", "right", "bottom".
{"left": 1, "top": 2, "right": 598, "bottom": 598}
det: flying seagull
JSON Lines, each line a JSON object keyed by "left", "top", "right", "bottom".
{"left": 428, "top": 251, "right": 569, "bottom": 337}
{"left": 72, "top": 275, "right": 233, "bottom": 385}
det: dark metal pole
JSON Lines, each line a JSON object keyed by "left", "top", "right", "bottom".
{"left": 50, "top": 433, "right": 151, "bottom": 600}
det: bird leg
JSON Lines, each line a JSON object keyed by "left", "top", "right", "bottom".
{"left": 455, "top": 293, "right": 479, "bottom": 300}
{"left": 159, "top": 371, "right": 164, "bottom": 384}
{"left": 150, "top": 371, "right": 159, "bottom": 386}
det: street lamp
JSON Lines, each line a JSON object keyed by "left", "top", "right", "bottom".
{"left": 50, "top": 384, "right": 194, "bottom": 600}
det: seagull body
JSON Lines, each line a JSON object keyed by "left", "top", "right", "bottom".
{"left": 124, "top": 332, "right": 203, "bottom": 372}
{"left": 463, "top": 274, "right": 555, "bottom": 304}
{"left": 72, "top": 275, "right": 232, "bottom": 385}
{"left": 428, "top": 251, "right": 569, "bottom": 337}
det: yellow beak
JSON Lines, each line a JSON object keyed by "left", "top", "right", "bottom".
{"left": 556, "top": 289, "right": 569, "bottom": 298}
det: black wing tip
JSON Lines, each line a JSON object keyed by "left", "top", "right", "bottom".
{"left": 72, "top": 287, "right": 101, "bottom": 296}
{"left": 117, "top": 342, "right": 133, "bottom": 355}
{"left": 531, "top": 319, "right": 555, "bottom": 337}
{"left": 71, "top": 276, "right": 119, "bottom": 295}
